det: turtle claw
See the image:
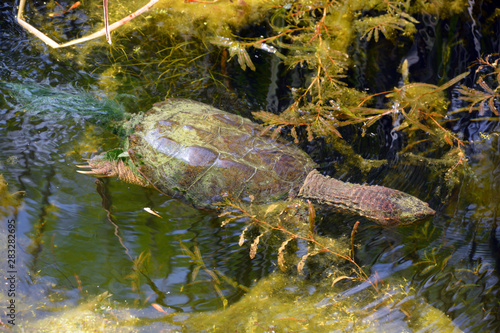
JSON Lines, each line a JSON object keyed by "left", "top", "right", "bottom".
{"left": 77, "top": 157, "right": 118, "bottom": 178}
{"left": 76, "top": 164, "right": 95, "bottom": 174}
{"left": 77, "top": 170, "right": 97, "bottom": 175}
{"left": 76, "top": 165, "right": 92, "bottom": 169}
{"left": 77, "top": 169, "right": 114, "bottom": 177}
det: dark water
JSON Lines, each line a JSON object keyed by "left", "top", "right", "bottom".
{"left": 1, "top": 0, "right": 500, "bottom": 332}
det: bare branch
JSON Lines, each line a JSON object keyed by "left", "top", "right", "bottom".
{"left": 16, "top": 0, "right": 158, "bottom": 48}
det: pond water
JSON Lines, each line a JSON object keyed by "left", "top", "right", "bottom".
{"left": 1, "top": 0, "right": 500, "bottom": 332}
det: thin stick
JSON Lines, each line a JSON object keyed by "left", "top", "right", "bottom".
{"left": 103, "top": 0, "right": 111, "bottom": 44}
{"left": 16, "top": 0, "right": 158, "bottom": 49}
{"left": 17, "top": 0, "right": 60, "bottom": 48}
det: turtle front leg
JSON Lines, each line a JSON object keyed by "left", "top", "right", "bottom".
{"left": 77, "top": 155, "right": 120, "bottom": 178}
{"left": 77, "top": 155, "right": 150, "bottom": 188}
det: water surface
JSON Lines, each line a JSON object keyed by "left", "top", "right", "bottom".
{"left": 1, "top": 1, "right": 500, "bottom": 332}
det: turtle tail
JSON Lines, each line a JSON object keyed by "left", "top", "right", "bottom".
{"left": 298, "top": 170, "right": 435, "bottom": 225}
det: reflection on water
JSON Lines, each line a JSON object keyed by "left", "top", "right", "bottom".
{"left": 0, "top": 89, "right": 267, "bottom": 314}
{"left": 1, "top": 0, "right": 500, "bottom": 332}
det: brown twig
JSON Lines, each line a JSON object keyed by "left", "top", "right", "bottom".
{"left": 103, "top": 0, "right": 111, "bottom": 44}
{"left": 16, "top": 0, "right": 158, "bottom": 48}
{"left": 48, "top": 1, "right": 81, "bottom": 17}
{"left": 350, "top": 221, "right": 360, "bottom": 258}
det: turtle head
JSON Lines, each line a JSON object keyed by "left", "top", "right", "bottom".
{"left": 77, "top": 152, "right": 150, "bottom": 188}
{"left": 377, "top": 192, "right": 436, "bottom": 225}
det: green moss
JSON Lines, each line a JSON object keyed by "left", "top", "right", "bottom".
{"left": 0, "top": 82, "right": 125, "bottom": 132}
{"left": 182, "top": 272, "right": 463, "bottom": 332}
{"left": 409, "top": 0, "right": 469, "bottom": 18}
{"left": 0, "top": 174, "right": 21, "bottom": 218}
{"left": 154, "top": 0, "right": 273, "bottom": 35}
{"left": 15, "top": 273, "right": 463, "bottom": 332}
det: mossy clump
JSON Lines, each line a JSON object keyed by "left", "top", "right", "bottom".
{"left": 182, "top": 271, "right": 462, "bottom": 332}
{"left": 408, "top": 0, "right": 469, "bottom": 18}
{"left": 14, "top": 273, "right": 463, "bottom": 332}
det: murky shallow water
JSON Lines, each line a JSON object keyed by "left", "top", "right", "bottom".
{"left": 0, "top": 86, "right": 267, "bottom": 310}
{"left": 1, "top": 0, "right": 500, "bottom": 332}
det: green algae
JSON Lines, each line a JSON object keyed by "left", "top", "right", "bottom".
{"left": 0, "top": 82, "right": 125, "bottom": 132}
{"left": 183, "top": 272, "right": 464, "bottom": 332}
{"left": 0, "top": 174, "right": 21, "bottom": 218}
{"left": 14, "top": 272, "right": 463, "bottom": 332}
{"left": 23, "top": 0, "right": 485, "bottom": 166}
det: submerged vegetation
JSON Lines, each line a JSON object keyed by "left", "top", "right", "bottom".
{"left": 18, "top": 0, "right": 499, "bottom": 191}
{"left": 6, "top": 0, "right": 500, "bottom": 331}
{"left": 0, "top": 174, "right": 22, "bottom": 218}
{"left": 114, "top": 2, "right": 492, "bottom": 180}
{"left": 219, "top": 198, "right": 359, "bottom": 281}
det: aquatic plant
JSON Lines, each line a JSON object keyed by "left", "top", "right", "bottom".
{"left": 196, "top": 1, "right": 498, "bottom": 199}
{"left": 180, "top": 242, "right": 250, "bottom": 309}
{"left": 18, "top": 1, "right": 490, "bottom": 162}
{"left": 0, "top": 174, "right": 22, "bottom": 218}
{"left": 218, "top": 197, "right": 372, "bottom": 289}
{"left": 6, "top": 2, "right": 500, "bottom": 330}
{"left": 13, "top": 0, "right": 497, "bottom": 286}
{"left": 457, "top": 54, "right": 500, "bottom": 117}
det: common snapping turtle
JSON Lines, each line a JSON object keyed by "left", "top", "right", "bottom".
{"left": 78, "top": 99, "right": 435, "bottom": 225}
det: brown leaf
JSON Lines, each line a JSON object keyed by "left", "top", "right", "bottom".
{"left": 306, "top": 125, "right": 314, "bottom": 141}
{"left": 319, "top": 117, "right": 342, "bottom": 138}
{"left": 479, "top": 100, "right": 486, "bottom": 116}
{"left": 478, "top": 77, "right": 495, "bottom": 94}
{"left": 249, "top": 234, "right": 263, "bottom": 259}
{"left": 401, "top": 110, "right": 433, "bottom": 134}
{"left": 220, "top": 216, "right": 238, "bottom": 227}
{"left": 213, "top": 283, "right": 224, "bottom": 299}
{"left": 297, "top": 252, "right": 311, "bottom": 275}
{"left": 291, "top": 126, "right": 299, "bottom": 143}
{"left": 444, "top": 134, "right": 453, "bottom": 146}
{"left": 239, "top": 225, "right": 250, "bottom": 246}
{"left": 264, "top": 203, "right": 279, "bottom": 217}
{"left": 271, "top": 126, "right": 282, "bottom": 139}
{"left": 307, "top": 200, "right": 316, "bottom": 236}
{"left": 238, "top": 48, "right": 256, "bottom": 71}
{"left": 192, "top": 266, "right": 200, "bottom": 281}
{"left": 218, "top": 211, "right": 233, "bottom": 218}
{"left": 364, "top": 114, "right": 383, "bottom": 130}
{"left": 278, "top": 238, "right": 294, "bottom": 272}
{"left": 331, "top": 276, "right": 351, "bottom": 287}
{"left": 151, "top": 303, "right": 168, "bottom": 314}
{"left": 205, "top": 269, "right": 220, "bottom": 284}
